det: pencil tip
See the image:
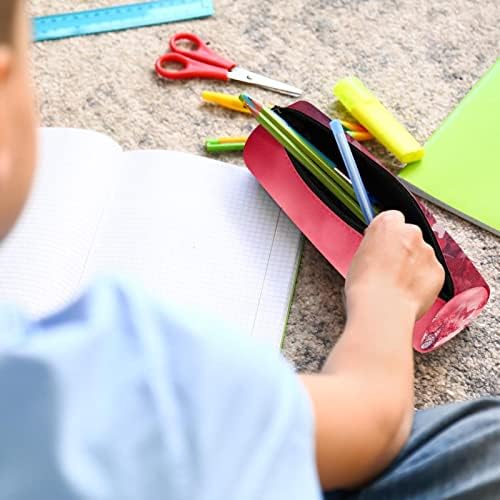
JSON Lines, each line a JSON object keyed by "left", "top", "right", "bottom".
{"left": 239, "top": 94, "right": 260, "bottom": 115}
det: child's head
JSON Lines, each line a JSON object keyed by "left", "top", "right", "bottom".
{"left": 0, "top": 0, "right": 37, "bottom": 239}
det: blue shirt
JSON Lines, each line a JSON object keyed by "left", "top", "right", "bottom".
{"left": 0, "top": 278, "right": 321, "bottom": 500}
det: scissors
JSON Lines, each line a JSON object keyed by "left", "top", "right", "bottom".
{"left": 155, "top": 33, "right": 302, "bottom": 97}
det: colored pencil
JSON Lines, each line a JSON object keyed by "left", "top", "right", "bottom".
{"left": 240, "top": 95, "right": 357, "bottom": 197}
{"left": 266, "top": 109, "right": 358, "bottom": 197}
{"left": 240, "top": 94, "right": 365, "bottom": 222}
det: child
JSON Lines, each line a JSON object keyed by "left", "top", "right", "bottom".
{"left": 0, "top": 1, "right": 498, "bottom": 498}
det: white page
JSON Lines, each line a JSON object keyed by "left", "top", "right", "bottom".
{"left": 0, "top": 128, "right": 121, "bottom": 315}
{"left": 0, "top": 129, "right": 302, "bottom": 348}
{"left": 82, "top": 150, "right": 302, "bottom": 345}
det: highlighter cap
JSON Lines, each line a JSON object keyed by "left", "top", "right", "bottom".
{"left": 334, "top": 77, "right": 375, "bottom": 113}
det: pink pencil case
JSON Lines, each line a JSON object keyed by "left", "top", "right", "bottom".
{"left": 243, "top": 101, "right": 490, "bottom": 352}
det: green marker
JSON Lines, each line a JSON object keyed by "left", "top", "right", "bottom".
{"left": 205, "top": 136, "right": 247, "bottom": 153}
{"left": 205, "top": 140, "right": 246, "bottom": 153}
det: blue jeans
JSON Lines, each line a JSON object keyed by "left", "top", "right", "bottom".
{"left": 326, "top": 397, "right": 500, "bottom": 499}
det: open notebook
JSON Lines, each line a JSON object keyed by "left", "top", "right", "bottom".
{"left": 0, "top": 128, "right": 302, "bottom": 348}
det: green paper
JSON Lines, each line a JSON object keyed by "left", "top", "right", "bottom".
{"left": 399, "top": 60, "right": 500, "bottom": 236}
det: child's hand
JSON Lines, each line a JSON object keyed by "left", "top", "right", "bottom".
{"left": 305, "top": 210, "right": 444, "bottom": 490}
{"left": 345, "top": 210, "right": 445, "bottom": 321}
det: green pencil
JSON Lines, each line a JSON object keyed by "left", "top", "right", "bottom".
{"left": 240, "top": 94, "right": 366, "bottom": 223}
{"left": 259, "top": 107, "right": 359, "bottom": 203}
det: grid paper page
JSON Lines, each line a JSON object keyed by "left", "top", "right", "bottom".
{"left": 0, "top": 128, "right": 121, "bottom": 316}
{"left": 252, "top": 211, "right": 303, "bottom": 346}
{"left": 81, "top": 150, "right": 302, "bottom": 346}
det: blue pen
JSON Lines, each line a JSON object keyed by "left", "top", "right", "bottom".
{"left": 329, "top": 119, "right": 374, "bottom": 224}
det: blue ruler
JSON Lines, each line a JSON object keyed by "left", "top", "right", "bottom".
{"left": 33, "top": 0, "right": 214, "bottom": 42}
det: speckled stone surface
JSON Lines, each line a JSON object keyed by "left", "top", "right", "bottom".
{"left": 31, "top": 0, "right": 499, "bottom": 407}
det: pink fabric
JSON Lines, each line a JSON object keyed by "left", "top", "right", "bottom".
{"left": 244, "top": 127, "right": 361, "bottom": 277}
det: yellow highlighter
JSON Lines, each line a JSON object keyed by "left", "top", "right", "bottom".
{"left": 334, "top": 77, "right": 424, "bottom": 163}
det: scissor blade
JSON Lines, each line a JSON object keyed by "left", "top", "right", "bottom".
{"left": 228, "top": 67, "right": 302, "bottom": 97}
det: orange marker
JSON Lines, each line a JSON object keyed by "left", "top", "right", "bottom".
{"left": 341, "top": 119, "right": 369, "bottom": 133}
{"left": 346, "top": 130, "right": 373, "bottom": 142}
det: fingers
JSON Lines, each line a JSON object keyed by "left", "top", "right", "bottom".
{"left": 376, "top": 210, "right": 405, "bottom": 224}
{"left": 423, "top": 242, "right": 445, "bottom": 290}
{"left": 368, "top": 211, "right": 424, "bottom": 247}
{"left": 365, "top": 209, "right": 443, "bottom": 280}
{"left": 366, "top": 210, "right": 405, "bottom": 232}
{"left": 350, "top": 209, "right": 446, "bottom": 320}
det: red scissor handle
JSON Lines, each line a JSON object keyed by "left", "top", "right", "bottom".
{"left": 155, "top": 52, "right": 229, "bottom": 81}
{"left": 169, "top": 32, "right": 236, "bottom": 70}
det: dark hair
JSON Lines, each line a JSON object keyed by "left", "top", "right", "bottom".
{"left": 0, "top": 0, "right": 18, "bottom": 44}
